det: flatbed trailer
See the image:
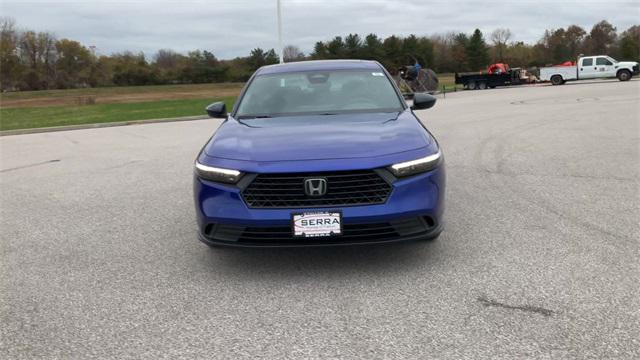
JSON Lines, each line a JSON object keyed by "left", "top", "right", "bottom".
{"left": 454, "top": 69, "right": 522, "bottom": 90}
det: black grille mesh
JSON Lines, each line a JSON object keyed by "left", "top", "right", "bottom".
{"left": 203, "top": 217, "right": 435, "bottom": 245}
{"left": 241, "top": 170, "right": 392, "bottom": 208}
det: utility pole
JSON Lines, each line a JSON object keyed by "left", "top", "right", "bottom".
{"left": 277, "top": 0, "right": 283, "bottom": 63}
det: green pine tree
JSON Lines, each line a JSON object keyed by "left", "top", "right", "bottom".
{"left": 466, "top": 29, "right": 490, "bottom": 71}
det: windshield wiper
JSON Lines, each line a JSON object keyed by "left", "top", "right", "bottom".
{"left": 383, "top": 111, "right": 402, "bottom": 124}
{"left": 237, "top": 115, "right": 272, "bottom": 119}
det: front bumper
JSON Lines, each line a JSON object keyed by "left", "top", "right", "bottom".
{"left": 194, "top": 166, "right": 445, "bottom": 247}
{"left": 199, "top": 219, "right": 443, "bottom": 248}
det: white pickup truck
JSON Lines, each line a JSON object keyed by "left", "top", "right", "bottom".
{"left": 539, "top": 55, "right": 639, "bottom": 85}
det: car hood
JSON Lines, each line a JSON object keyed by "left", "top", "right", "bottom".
{"left": 203, "top": 110, "right": 433, "bottom": 162}
{"left": 618, "top": 61, "right": 638, "bottom": 67}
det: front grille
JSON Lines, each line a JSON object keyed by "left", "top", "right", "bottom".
{"left": 203, "top": 217, "right": 436, "bottom": 245}
{"left": 241, "top": 170, "right": 392, "bottom": 208}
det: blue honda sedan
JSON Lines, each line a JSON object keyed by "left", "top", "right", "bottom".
{"left": 194, "top": 60, "right": 445, "bottom": 247}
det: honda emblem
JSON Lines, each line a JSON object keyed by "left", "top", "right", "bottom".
{"left": 304, "top": 178, "right": 327, "bottom": 196}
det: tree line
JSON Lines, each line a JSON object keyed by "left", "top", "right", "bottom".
{"left": 309, "top": 21, "right": 639, "bottom": 74}
{"left": 1, "top": 17, "right": 638, "bottom": 91}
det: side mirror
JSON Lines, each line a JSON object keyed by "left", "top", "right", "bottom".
{"left": 205, "top": 102, "right": 227, "bottom": 118}
{"left": 411, "top": 93, "right": 437, "bottom": 110}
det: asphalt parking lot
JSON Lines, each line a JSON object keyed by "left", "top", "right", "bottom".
{"left": 1, "top": 79, "right": 639, "bottom": 359}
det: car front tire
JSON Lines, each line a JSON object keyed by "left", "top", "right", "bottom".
{"left": 617, "top": 70, "right": 631, "bottom": 81}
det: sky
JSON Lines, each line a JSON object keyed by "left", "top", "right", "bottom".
{"left": 2, "top": 0, "right": 639, "bottom": 59}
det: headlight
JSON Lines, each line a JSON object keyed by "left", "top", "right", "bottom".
{"left": 388, "top": 150, "right": 442, "bottom": 177}
{"left": 194, "top": 161, "right": 243, "bottom": 183}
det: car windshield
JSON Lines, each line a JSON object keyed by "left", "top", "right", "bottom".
{"left": 235, "top": 69, "right": 404, "bottom": 118}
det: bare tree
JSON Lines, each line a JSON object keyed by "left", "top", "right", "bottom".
{"left": 430, "top": 33, "right": 455, "bottom": 72}
{"left": 491, "top": 28, "right": 512, "bottom": 61}
{"left": 154, "top": 49, "right": 180, "bottom": 69}
{"left": 585, "top": 20, "right": 617, "bottom": 54}
{"left": 565, "top": 25, "right": 586, "bottom": 57}
{"left": 18, "top": 30, "right": 57, "bottom": 89}
{"left": 283, "top": 45, "right": 304, "bottom": 62}
{"left": 0, "top": 17, "right": 20, "bottom": 90}
{"left": 0, "top": 16, "right": 16, "bottom": 34}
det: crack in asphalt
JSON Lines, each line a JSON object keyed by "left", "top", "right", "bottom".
{"left": 0, "top": 159, "right": 61, "bottom": 173}
{"left": 477, "top": 295, "right": 555, "bottom": 317}
{"left": 468, "top": 114, "right": 638, "bottom": 243}
{"left": 480, "top": 167, "right": 637, "bottom": 183}
{"left": 102, "top": 159, "right": 143, "bottom": 170}
{"left": 448, "top": 164, "right": 638, "bottom": 183}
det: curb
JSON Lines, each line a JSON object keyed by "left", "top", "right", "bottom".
{"left": 0, "top": 115, "right": 210, "bottom": 136}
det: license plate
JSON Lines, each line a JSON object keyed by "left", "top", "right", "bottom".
{"left": 292, "top": 211, "right": 342, "bottom": 238}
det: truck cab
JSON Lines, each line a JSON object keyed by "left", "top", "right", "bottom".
{"left": 580, "top": 56, "right": 619, "bottom": 79}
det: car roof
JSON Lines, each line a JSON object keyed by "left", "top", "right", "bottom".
{"left": 256, "top": 60, "right": 382, "bottom": 75}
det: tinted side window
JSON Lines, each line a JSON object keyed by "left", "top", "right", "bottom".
{"left": 582, "top": 58, "right": 593, "bottom": 66}
{"left": 596, "top": 57, "right": 612, "bottom": 65}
